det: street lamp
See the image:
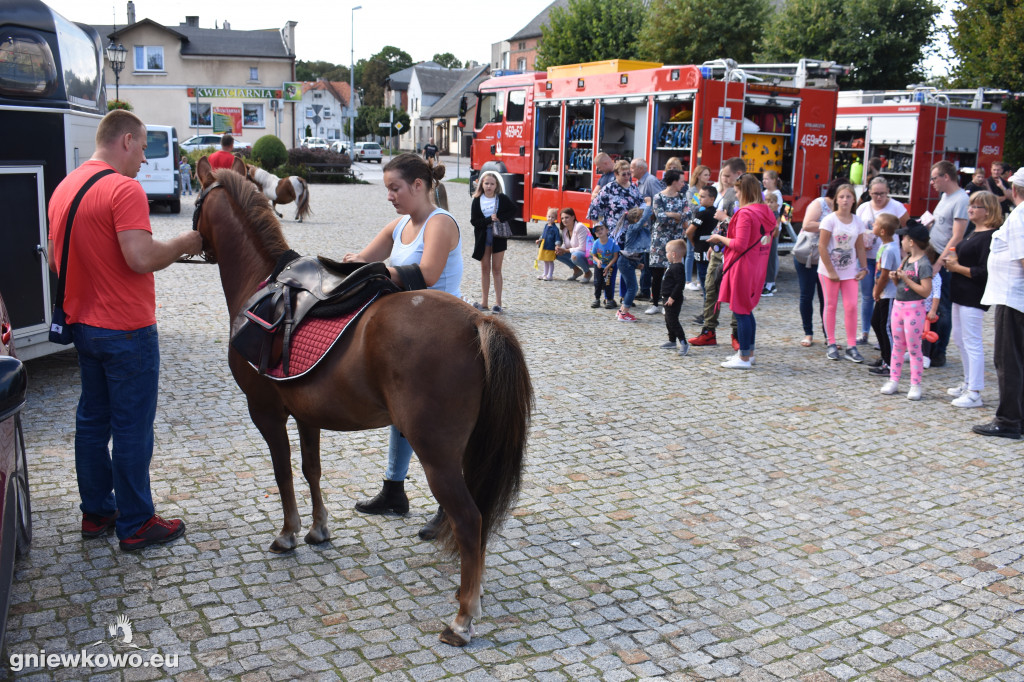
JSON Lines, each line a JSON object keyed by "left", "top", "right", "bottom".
{"left": 105, "top": 41, "right": 127, "bottom": 104}
{"left": 350, "top": 5, "right": 361, "bottom": 150}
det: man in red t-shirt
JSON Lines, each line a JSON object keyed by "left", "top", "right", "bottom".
{"left": 47, "top": 110, "right": 202, "bottom": 552}
{"left": 207, "top": 133, "right": 237, "bottom": 170}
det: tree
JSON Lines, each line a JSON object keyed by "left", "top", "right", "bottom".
{"left": 948, "top": 0, "right": 1024, "bottom": 166}
{"left": 252, "top": 135, "right": 288, "bottom": 169}
{"left": 757, "top": 0, "right": 939, "bottom": 90}
{"left": 355, "top": 105, "right": 410, "bottom": 139}
{"left": 535, "top": 0, "right": 647, "bottom": 70}
{"left": 376, "top": 46, "right": 414, "bottom": 72}
{"left": 432, "top": 52, "right": 462, "bottom": 69}
{"left": 639, "top": 0, "right": 770, "bottom": 65}
{"left": 358, "top": 59, "right": 392, "bottom": 107}
{"left": 296, "top": 60, "right": 349, "bottom": 82}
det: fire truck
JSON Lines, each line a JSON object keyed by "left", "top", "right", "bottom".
{"left": 467, "top": 58, "right": 848, "bottom": 234}
{"left": 833, "top": 88, "right": 1009, "bottom": 216}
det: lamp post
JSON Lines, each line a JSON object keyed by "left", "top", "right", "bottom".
{"left": 350, "top": 5, "right": 361, "bottom": 150}
{"left": 105, "top": 42, "right": 127, "bottom": 104}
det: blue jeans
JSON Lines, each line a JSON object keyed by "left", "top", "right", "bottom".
{"left": 764, "top": 234, "right": 779, "bottom": 285}
{"left": 555, "top": 251, "right": 591, "bottom": 274}
{"left": 859, "top": 258, "right": 876, "bottom": 335}
{"left": 793, "top": 256, "right": 825, "bottom": 337}
{"left": 618, "top": 255, "right": 640, "bottom": 307}
{"left": 684, "top": 241, "right": 695, "bottom": 283}
{"left": 638, "top": 253, "right": 652, "bottom": 296}
{"left": 736, "top": 313, "right": 756, "bottom": 355}
{"left": 72, "top": 323, "right": 159, "bottom": 539}
{"left": 385, "top": 425, "right": 413, "bottom": 481}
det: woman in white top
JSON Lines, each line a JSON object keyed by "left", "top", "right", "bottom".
{"left": 855, "top": 177, "right": 909, "bottom": 344}
{"left": 817, "top": 183, "right": 868, "bottom": 363}
{"left": 794, "top": 178, "right": 843, "bottom": 347}
{"left": 342, "top": 152, "right": 462, "bottom": 539}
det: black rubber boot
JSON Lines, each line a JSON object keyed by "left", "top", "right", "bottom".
{"left": 354, "top": 479, "right": 408, "bottom": 515}
{"left": 418, "top": 506, "right": 446, "bottom": 541}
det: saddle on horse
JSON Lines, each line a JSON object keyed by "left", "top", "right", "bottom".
{"left": 231, "top": 251, "right": 423, "bottom": 377}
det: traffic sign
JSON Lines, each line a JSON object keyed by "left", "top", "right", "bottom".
{"left": 378, "top": 122, "right": 390, "bottom": 128}
{"left": 395, "top": 121, "right": 404, "bottom": 131}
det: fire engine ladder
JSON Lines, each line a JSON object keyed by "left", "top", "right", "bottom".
{"left": 702, "top": 59, "right": 749, "bottom": 174}
{"left": 915, "top": 87, "right": 952, "bottom": 205}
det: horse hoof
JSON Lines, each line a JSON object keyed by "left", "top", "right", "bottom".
{"left": 269, "top": 537, "right": 296, "bottom": 553}
{"left": 304, "top": 528, "right": 330, "bottom": 545}
{"left": 439, "top": 626, "right": 471, "bottom": 647}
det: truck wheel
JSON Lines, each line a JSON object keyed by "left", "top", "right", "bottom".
{"left": 14, "top": 417, "right": 31, "bottom": 557}
{"left": 169, "top": 199, "right": 181, "bottom": 214}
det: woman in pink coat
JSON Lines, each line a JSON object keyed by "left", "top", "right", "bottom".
{"left": 708, "top": 174, "right": 777, "bottom": 369}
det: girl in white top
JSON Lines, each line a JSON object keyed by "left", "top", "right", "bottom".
{"left": 817, "top": 183, "right": 868, "bottom": 363}
{"left": 342, "top": 152, "right": 462, "bottom": 537}
{"left": 855, "top": 177, "right": 909, "bottom": 343}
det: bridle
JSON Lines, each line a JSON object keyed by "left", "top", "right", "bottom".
{"left": 178, "top": 181, "right": 220, "bottom": 264}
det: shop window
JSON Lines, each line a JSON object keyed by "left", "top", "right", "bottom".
{"left": 189, "top": 102, "right": 212, "bottom": 127}
{"left": 243, "top": 103, "right": 264, "bottom": 127}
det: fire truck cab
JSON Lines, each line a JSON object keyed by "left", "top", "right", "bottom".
{"left": 469, "top": 58, "right": 848, "bottom": 235}
{"left": 833, "top": 88, "right": 1009, "bottom": 217}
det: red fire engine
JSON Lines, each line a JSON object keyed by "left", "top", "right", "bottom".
{"left": 468, "top": 58, "right": 848, "bottom": 234}
{"left": 833, "top": 88, "right": 1009, "bottom": 216}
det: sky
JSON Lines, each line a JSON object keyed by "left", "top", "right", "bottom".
{"left": 43, "top": 0, "right": 555, "bottom": 67}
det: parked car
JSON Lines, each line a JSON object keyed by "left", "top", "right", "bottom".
{"left": 354, "top": 142, "right": 383, "bottom": 163}
{"left": 301, "top": 137, "right": 329, "bottom": 150}
{"left": 0, "top": 290, "right": 31, "bottom": 649}
{"left": 329, "top": 140, "right": 350, "bottom": 154}
{"left": 139, "top": 124, "right": 181, "bottom": 214}
{"left": 180, "top": 134, "right": 251, "bottom": 153}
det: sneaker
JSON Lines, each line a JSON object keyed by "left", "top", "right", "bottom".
{"left": 907, "top": 385, "right": 922, "bottom": 401}
{"left": 923, "top": 356, "right": 931, "bottom": 369}
{"left": 689, "top": 329, "right": 717, "bottom": 346}
{"left": 644, "top": 305, "right": 660, "bottom": 315}
{"left": 952, "top": 391, "right": 983, "bottom": 408}
{"left": 721, "top": 355, "right": 753, "bottom": 370}
{"left": 591, "top": 299, "right": 602, "bottom": 309}
{"left": 678, "top": 340, "right": 690, "bottom": 357}
{"left": 867, "top": 357, "right": 884, "bottom": 368}
{"left": 471, "top": 301, "right": 486, "bottom": 311}
{"left": 826, "top": 344, "right": 841, "bottom": 361}
{"left": 856, "top": 333, "right": 869, "bottom": 345}
{"left": 685, "top": 281, "right": 702, "bottom": 291}
{"left": 581, "top": 272, "right": 593, "bottom": 283}
{"left": 691, "top": 314, "right": 704, "bottom": 325}
{"left": 568, "top": 267, "right": 582, "bottom": 281}
{"left": 730, "top": 351, "right": 756, "bottom": 366}
{"left": 616, "top": 310, "right": 638, "bottom": 322}
{"left": 604, "top": 299, "right": 618, "bottom": 310}
{"left": 868, "top": 364, "right": 890, "bottom": 375}
{"left": 731, "top": 333, "right": 740, "bottom": 351}
{"left": 82, "top": 511, "right": 119, "bottom": 539}
{"left": 491, "top": 305, "right": 503, "bottom": 314}
{"left": 844, "top": 347, "right": 865, "bottom": 363}
{"left": 119, "top": 515, "right": 186, "bottom": 552}
{"left": 660, "top": 341, "right": 677, "bottom": 349}
{"left": 760, "top": 285, "right": 774, "bottom": 297}
{"left": 947, "top": 382, "right": 967, "bottom": 397}
{"left": 880, "top": 380, "right": 899, "bottom": 395}
{"left": 971, "top": 421, "right": 1022, "bottom": 440}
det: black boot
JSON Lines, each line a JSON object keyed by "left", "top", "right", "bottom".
{"left": 354, "top": 479, "right": 408, "bottom": 515}
{"left": 418, "top": 506, "right": 446, "bottom": 540}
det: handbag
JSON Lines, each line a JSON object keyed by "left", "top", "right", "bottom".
{"left": 49, "top": 169, "right": 116, "bottom": 344}
{"left": 792, "top": 229, "right": 820, "bottom": 267}
{"left": 492, "top": 218, "right": 513, "bottom": 238}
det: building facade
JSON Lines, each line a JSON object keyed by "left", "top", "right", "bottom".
{"left": 294, "top": 81, "right": 356, "bottom": 143}
{"left": 95, "top": 9, "right": 298, "bottom": 147}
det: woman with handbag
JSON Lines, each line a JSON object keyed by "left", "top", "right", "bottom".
{"left": 470, "top": 171, "right": 516, "bottom": 313}
{"left": 793, "top": 178, "right": 845, "bottom": 347}
{"left": 708, "top": 174, "right": 777, "bottom": 369}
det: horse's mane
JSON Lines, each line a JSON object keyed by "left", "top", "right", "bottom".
{"left": 212, "top": 168, "right": 290, "bottom": 259}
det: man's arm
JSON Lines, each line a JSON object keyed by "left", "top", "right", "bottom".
{"left": 938, "top": 218, "right": 968, "bottom": 268}
{"left": 118, "top": 229, "right": 203, "bottom": 273}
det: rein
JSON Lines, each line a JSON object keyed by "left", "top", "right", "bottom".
{"left": 177, "top": 181, "right": 221, "bottom": 264}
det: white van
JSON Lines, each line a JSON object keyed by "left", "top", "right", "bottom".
{"left": 138, "top": 124, "right": 181, "bottom": 213}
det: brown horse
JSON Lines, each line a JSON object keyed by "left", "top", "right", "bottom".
{"left": 246, "top": 163, "right": 312, "bottom": 222}
{"left": 192, "top": 165, "right": 532, "bottom": 646}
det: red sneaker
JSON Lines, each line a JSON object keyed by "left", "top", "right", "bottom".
{"left": 82, "top": 511, "right": 119, "bottom": 539}
{"left": 731, "top": 333, "right": 740, "bottom": 351}
{"left": 119, "top": 515, "right": 186, "bottom": 552}
{"left": 688, "top": 329, "right": 717, "bottom": 346}
{"left": 616, "top": 310, "right": 638, "bottom": 322}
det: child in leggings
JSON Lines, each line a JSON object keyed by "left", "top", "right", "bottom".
{"left": 881, "top": 222, "right": 933, "bottom": 400}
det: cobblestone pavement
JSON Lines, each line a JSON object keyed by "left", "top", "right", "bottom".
{"left": 5, "top": 179, "right": 1023, "bottom": 681}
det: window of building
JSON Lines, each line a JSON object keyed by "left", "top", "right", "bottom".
{"left": 517, "top": 57, "right": 527, "bottom": 71}
{"left": 243, "top": 103, "right": 264, "bottom": 127}
{"left": 249, "top": 67, "right": 259, "bottom": 81}
{"left": 189, "top": 102, "right": 211, "bottom": 127}
{"left": 133, "top": 45, "right": 164, "bottom": 71}
{"left": 518, "top": 42, "right": 525, "bottom": 50}
{"left": 506, "top": 89, "right": 526, "bottom": 121}
{"left": 323, "top": 108, "right": 332, "bottom": 118}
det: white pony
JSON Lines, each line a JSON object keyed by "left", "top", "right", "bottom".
{"left": 246, "top": 165, "right": 312, "bottom": 222}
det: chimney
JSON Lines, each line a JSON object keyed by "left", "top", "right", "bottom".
{"left": 185, "top": 16, "right": 199, "bottom": 27}
{"left": 223, "top": 20, "right": 230, "bottom": 30}
{"left": 126, "top": 1, "right": 135, "bottom": 24}
{"left": 280, "top": 20, "right": 297, "bottom": 57}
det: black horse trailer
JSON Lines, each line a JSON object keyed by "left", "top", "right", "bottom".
{"left": 0, "top": 0, "right": 106, "bottom": 359}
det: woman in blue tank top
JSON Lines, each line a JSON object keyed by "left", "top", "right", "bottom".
{"left": 342, "top": 153, "right": 462, "bottom": 540}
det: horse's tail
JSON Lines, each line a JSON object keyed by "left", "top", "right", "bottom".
{"left": 438, "top": 316, "right": 533, "bottom": 555}
{"left": 294, "top": 177, "right": 312, "bottom": 220}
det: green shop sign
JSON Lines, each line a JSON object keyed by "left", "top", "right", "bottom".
{"left": 187, "top": 87, "right": 282, "bottom": 99}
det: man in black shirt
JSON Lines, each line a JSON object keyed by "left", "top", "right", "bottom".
{"left": 422, "top": 137, "right": 439, "bottom": 161}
